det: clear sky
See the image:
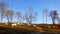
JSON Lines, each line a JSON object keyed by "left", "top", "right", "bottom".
{"left": 0, "top": 0, "right": 60, "bottom": 24}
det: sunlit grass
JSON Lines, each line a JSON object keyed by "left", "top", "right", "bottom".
{"left": 0, "top": 23, "right": 60, "bottom": 32}
{"left": 0, "top": 24, "right": 42, "bottom": 32}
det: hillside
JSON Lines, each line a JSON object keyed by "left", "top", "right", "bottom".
{"left": 0, "top": 23, "right": 60, "bottom": 34}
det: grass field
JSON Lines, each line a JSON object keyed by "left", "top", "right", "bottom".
{"left": 0, "top": 23, "right": 60, "bottom": 32}
{"left": 0, "top": 23, "right": 60, "bottom": 34}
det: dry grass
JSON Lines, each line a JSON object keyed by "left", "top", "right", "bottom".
{"left": 0, "top": 24, "right": 42, "bottom": 32}
{"left": 0, "top": 23, "right": 60, "bottom": 32}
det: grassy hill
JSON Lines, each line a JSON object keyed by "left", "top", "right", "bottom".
{"left": 0, "top": 23, "right": 60, "bottom": 34}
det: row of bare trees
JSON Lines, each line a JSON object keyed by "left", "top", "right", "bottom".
{"left": 0, "top": 2, "right": 59, "bottom": 24}
{"left": 0, "top": 2, "right": 37, "bottom": 24}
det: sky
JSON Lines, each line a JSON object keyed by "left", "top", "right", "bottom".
{"left": 0, "top": 0, "right": 60, "bottom": 24}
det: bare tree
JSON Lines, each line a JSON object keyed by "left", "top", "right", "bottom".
{"left": 25, "top": 6, "right": 37, "bottom": 24}
{"left": 33, "top": 12, "right": 38, "bottom": 24}
{"left": 16, "top": 12, "right": 22, "bottom": 23}
{"left": 1, "top": 10, "right": 6, "bottom": 22}
{"left": 43, "top": 9, "right": 48, "bottom": 24}
{"left": 50, "top": 10, "right": 60, "bottom": 24}
{"left": 0, "top": 2, "right": 7, "bottom": 22}
{"left": 6, "top": 10, "right": 14, "bottom": 23}
{"left": 20, "top": 16, "right": 24, "bottom": 23}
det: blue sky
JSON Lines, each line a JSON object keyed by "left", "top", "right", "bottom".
{"left": 0, "top": 0, "right": 60, "bottom": 24}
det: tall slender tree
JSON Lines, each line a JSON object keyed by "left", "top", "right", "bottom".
{"left": 1, "top": 10, "right": 6, "bottom": 22}
{"left": 0, "top": 2, "right": 7, "bottom": 22}
{"left": 43, "top": 9, "right": 48, "bottom": 24}
{"left": 16, "top": 12, "right": 22, "bottom": 23}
